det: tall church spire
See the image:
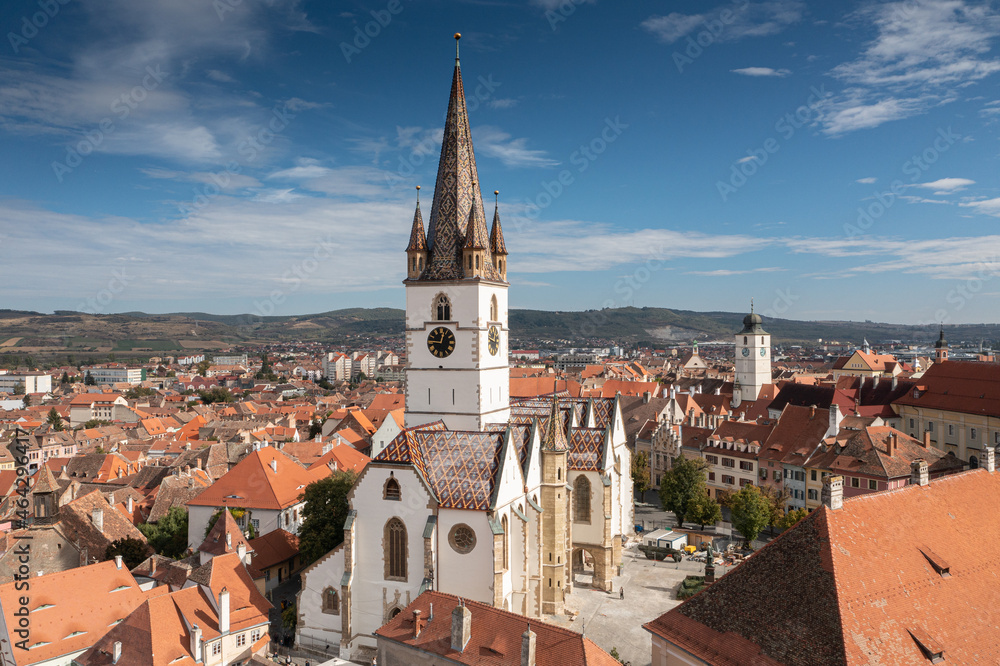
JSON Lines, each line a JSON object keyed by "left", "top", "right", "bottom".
{"left": 490, "top": 190, "right": 508, "bottom": 280}
{"left": 423, "top": 34, "right": 500, "bottom": 281}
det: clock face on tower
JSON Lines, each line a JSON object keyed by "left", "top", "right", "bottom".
{"left": 760, "top": 348, "right": 767, "bottom": 357}
{"left": 741, "top": 347, "right": 750, "bottom": 357}
{"left": 487, "top": 326, "right": 500, "bottom": 355}
{"left": 427, "top": 327, "right": 456, "bottom": 358}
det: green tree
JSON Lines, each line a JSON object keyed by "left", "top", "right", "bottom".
{"left": 195, "top": 359, "right": 212, "bottom": 376}
{"left": 686, "top": 492, "right": 722, "bottom": 530}
{"left": 281, "top": 603, "right": 297, "bottom": 632}
{"left": 631, "top": 451, "right": 650, "bottom": 498}
{"left": 658, "top": 456, "right": 709, "bottom": 526}
{"left": 84, "top": 371, "right": 96, "bottom": 386}
{"left": 307, "top": 416, "right": 324, "bottom": 439}
{"left": 758, "top": 484, "right": 792, "bottom": 537}
{"left": 60, "top": 371, "right": 70, "bottom": 384}
{"left": 298, "top": 471, "right": 357, "bottom": 564}
{"left": 46, "top": 408, "right": 64, "bottom": 431}
{"left": 728, "top": 484, "right": 772, "bottom": 549}
{"left": 12, "top": 382, "right": 24, "bottom": 396}
{"left": 105, "top": 537, "right": 152, "bottom": 570}
{"left": 198, "top": 387, "right": 233, "bottom": 404}
{"left": 83, "top": 419, "right": 113, "bottom": 429}
{"left": 124, "top": 386, "right": 155, "bottom": 400}
{"left": 138, "top": 506, "right": 190, "bottom": 559}
{"left": 776, "top": 507, "right": 809, "bottom": 530}
{"left": 21, "top": 393, "right": 30, "bottom": 407}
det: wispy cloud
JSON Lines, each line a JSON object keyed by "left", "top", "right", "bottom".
{"left": 815, "top": 0, "right": 1000, "bottom": 134}
{"left": 488, "top": 98, "right": 519, "bottom": 110}
{"left": 856, "top": 177, "right": 877, "bottom": 184}
{"left": 731, "top": 67, "right": 791, "bottom": 77}
{"left": 474, "top": 126, "right": 559, "bottom": 168}
{"left": 687, "top": 267, "right": 786, "bottom": 276}
{"left": 642, "top": 1, "right": 805, "bottom": 44}
{"left": 915, "top": 177, "right": 975, "bottom": 193}
{"left": 960, "top": 198, "right": 1000, "bottom": 217}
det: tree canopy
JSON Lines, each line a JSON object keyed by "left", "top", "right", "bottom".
{"left": 686, "top": 492, "right": 722, "bottom": 530}
{"left": 46, "top": 408, "right": 64, "bottom": 431}
{"left": 298, "top": 471, "right": 356, "bottom": 564}
{"left": 105, "top": 537, "right": 152, "bottom": 570}
{"left": 728, "top": 484, "right": 772, "bottom": 549}
{"left": 631, "top": 451, "right": 650, "bottom": 498}
{"left": 204, "top": 507, "right": 256, "bottom": 539}
{"left": 658, "top": 456, "right": 709, "bottom": 525}
{"left": 138, "top": 506, "right": 190, "bottom": 559}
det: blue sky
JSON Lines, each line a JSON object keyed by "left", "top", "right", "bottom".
{"left": 2, "top": 0, "right": 1000, "bottom": 325}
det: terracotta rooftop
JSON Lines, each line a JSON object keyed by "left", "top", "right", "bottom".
{"left": 645, "top": 467, "right": 1000, "bottom": 664}
{"left": 893, "top": 360, "right": 1000, "bottom": 418}
{"left": 247, "top": 528, "right": 299, "bottom": 570}
{"left": 376, "top": 591, "right": 620, "bottom": 665}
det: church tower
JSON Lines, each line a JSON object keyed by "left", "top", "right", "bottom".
{"left": 539, "top": 399, "right": 568, "bottom": 615}
{"left": 403, "top": 35, "right": 510, "bottom": 431}
{"left": 934, "top": 328, "right": 949, "bottom": 363}
{"left": 734, "top": 303, "right": 771, "bottom": 403}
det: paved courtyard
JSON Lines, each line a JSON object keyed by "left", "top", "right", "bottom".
{"left": 550, "top": 543, "right": 737, "bottom": 666}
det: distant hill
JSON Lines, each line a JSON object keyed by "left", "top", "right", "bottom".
{"left": 0, "top": 307, "right": 997, "bottom": 355}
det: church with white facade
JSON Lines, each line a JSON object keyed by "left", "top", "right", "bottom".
{"left": 295, "top": 37, "right": 634, "bottom": 661}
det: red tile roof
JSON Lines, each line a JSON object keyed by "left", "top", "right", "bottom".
{"left": 186, "top": 446, "right": 330, "bottom": 511}
{"left": 247, "top": 528, "right": 299, "bottom": 570}
{"left": 893, "top": 360, "right": 1000, "bottom": 418}
{"left": 376, "top": 591, "right": 621, "bottom": 665}
{"left": 645, "top": 468, "right": 1000, "bottom": 664}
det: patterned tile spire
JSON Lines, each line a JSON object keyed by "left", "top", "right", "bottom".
{"left": 542, "top": 395, "right": 568, "bottom": 451}
{"left": 423, "top": 35, "right": 491, "bottom": 280}
{"left": 489, "top": 192, "right": 507, "bottom": 256}
{"left": 406, "top": 186, "right": 427, "bottom": 252}
{"left": 463, "top": 201, "right": 489, "bottom": 249}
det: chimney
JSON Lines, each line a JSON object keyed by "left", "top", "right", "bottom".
{"left": 809, "top": 405, "right": 816, "bottom": 420}
{"left": 822, "top": 475, "right": 843, "bottom": 510}
{"left": 923, "top": 431, "right": 931, "bottom": 448}
{"left": 92, "top": 507, "right": 104, "bottom": 532}
{"left": 829, "top": 403, "right": 841, "bottom": 435}
{"left": 688, "top": 408, "right": 695, "bottom": 427}
{"left": 670, "top": 385, "right": 677, "bottom": 400}
{"left": 451, "top": 601, "right": 471, "bottom": 652}
{"left": 643, "top": 391, "right": 651, "bottom": 404}
{"left": 986, "top": 446, "right": 997, "bottom": 473}
{"left": 151, "top": 557, "right": 156, "bottom": 575}
{"left": 196, "top": 457, "right": 203, "bottom": 470}
{"left": 412, "top": 609, "right": 425, "bottom": 639}
{"left": 114, "top": 555, "right": 122, "bottom": 569}
{"left": 126, "top": 496, "right": 133, "bottom": 513}
{"left": 911, "top": 459, "right": 929, "bottom": 487}
{"left": 522, "top": 627, "right": 537, "bottom": 666}
{"left": 714, "top": 386, "right": 721, "bottom": 396}
{"left": 190, "top": 624, "right": 202, "bottom": 662}
{"left": 886, "top": 432, "right": 897, "bottom": 457}
{"left": 226, "top": 532, "right": 232, "bottom": 549}
{"left": 269, "top": 458, "right": 277, "bottom": 473}
{"left": 237, "top": 542, "right": 247, "bottom": 563}
{"left": 218, "top": 587, "right": 230, "bottom": 634}
{"left": 112, "top": 641, "right": 122, "bottom": 664}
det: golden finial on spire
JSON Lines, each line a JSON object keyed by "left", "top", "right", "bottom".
{"left": 494, "top": 190, "right": 499, "bottom": 206}
{"left": 455, "top": 33, "right": 461, "bottom": 60}
{"left": 416, "top": 184, "right": 421, "bottom": 204}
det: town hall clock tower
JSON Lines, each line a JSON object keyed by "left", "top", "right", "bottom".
{"left": 403, "top": 35, "right": 510, "bottom": 431}
{"left": 734, "top": 303, "right": 771, "bottom": 403}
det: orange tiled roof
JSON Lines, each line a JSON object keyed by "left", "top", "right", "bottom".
{"left": 645, "top": 468, "right": 1000, "bottom": 664}
{"left": 186, "top": 446, "right": 329, "bottom": 511}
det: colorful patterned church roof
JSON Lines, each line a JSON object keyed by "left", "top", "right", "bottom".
{"left": 490, "top": 201, "right": 507, "bottom": 256}
{"left": 406, "top": 198, "right": 427, "bottom": 252}
{"left": 411, "top": 41, "right": 504, "bottom": 282}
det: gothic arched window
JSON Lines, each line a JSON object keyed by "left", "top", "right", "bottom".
{"left": 573, "top": 476, "right": 591, "bottom": 523}
{"left": 501, "top": 515, "right": 509, "bottom": 571}
{"left": 490, "top": 295, "right": 498, "bottom": 321}
{"left": 435, "top": 294, "right": 451, "bottom": 321}
{"left": 322, "top": 587, "right": 339, "bottom": 615}
{"left": 384, "top": 477, "right": 401, "bottom": 501}
{"left": 385, "top": 518, "right": 407, "bottom": 581}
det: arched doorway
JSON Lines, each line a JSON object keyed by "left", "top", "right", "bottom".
{"left": 572, "top": 547, "right": 596, "bottom": 588}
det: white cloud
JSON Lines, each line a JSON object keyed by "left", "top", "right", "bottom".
{"left": 915, "top": 177, "right": 975, "bottom": 193}
{"left": 141, "top": 168, "right": 261, "bottom": 190}
{"left": 686, "top": 267, "right": 786, "bottom": 276}
{"left": 642, "top": 1, "right": 805, "bottom": 44}
{"left": 960, "top": 197, "right": 1000, "bottom": 217}
{"left": 856, "top": 177, "right": 877, "bottom": 184}
{"left": 488, "top": 98, "right": 519, "bottom": 110}
{"left": 474, "top": 126, "right": 559, "bottom": 168}
{"left": 815, "top": 0, "right": 1000, "bottom": 134}
{"left": 206, "top": 70, "right": 236, "bottom": 83}
{"left": 731, "top": 67, "right": 791, "bottom": 77}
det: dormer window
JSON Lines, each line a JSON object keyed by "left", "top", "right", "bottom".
{"left": 384, "top": 476, "right": 401, "bottom": 501}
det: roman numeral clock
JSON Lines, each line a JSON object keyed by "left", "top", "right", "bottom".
{"left": 427, "top": 326, "right": 456, "bottom": 358}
